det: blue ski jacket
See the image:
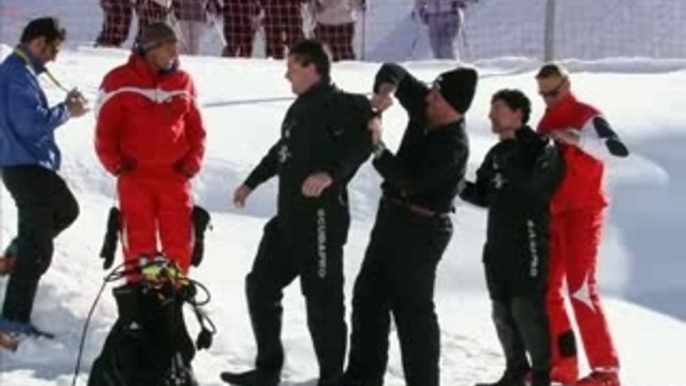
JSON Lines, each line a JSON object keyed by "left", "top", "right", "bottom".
{"left": 0, "top": 45, "right": 70, "bottom": 171}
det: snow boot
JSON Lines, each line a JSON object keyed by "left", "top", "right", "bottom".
{"left": 220, "top": 369, "right": 280, "bottom": 386}
{"left": 575, "top": 371, "right": 620, "bottom": 386}
{"left": 475, "top": 366, "right": 530, "bottom": 386}
{"left": 0, "top": 317, "right": 54, "bottom": 351}
{"left": 550, "top": 362, "right": 579, "bottom": 386}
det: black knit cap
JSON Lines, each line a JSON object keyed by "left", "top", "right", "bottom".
{"left": 137, "top": 22, "right": 178, "bottom": 52}
{"left": 434, "top": 67, "right": 478, "bottom": 114}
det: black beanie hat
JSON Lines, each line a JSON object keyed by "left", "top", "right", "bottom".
{"left": 137, "top": 22, "right": 178, "bottom": 52}
{"left": 434, "top": 67, "right": 478, "bottom": 114}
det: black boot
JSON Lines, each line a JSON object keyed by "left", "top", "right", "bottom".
{"left": 245, "top": 272, "right": 285, "bottom": 374}
{"left": 339, "top": 371, "right": 383, "bottom": 386}
{"left": 220, "top": 369, "right": 280, "bottom": 386}
{"left": 530, "top": 370, "right": 551, "bottom": 386}
{"left": 511, "top": 297, "right": 551, "bottom": 386}
{"left": 475, "top": 366, "right": 529, "bottom": 386}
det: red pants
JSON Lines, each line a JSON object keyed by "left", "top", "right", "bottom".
{"left": 118, "top": 175, "right": 193, "bottom": 277}
{"left": 314, "top": 23, "right": 356, "bottom": 61}
{"left": 97, "top": 0, "right": 133, "bottom": 47}
{"left": 222, "top": 1, "right": 255, "bottom": 57}
{"left": 263, "top": 4, "right": 304, "bottom": 59}
{"left": 547, "top": 208, "right": 619, "bottom": 373}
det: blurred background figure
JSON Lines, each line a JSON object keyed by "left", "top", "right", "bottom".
{"left": 310, "top": 0, "right": 365, "bottom": 61}
{"left": 135, "top": 0, "right": 174, "bottom": 42}
{"left": 221, "top": 0, "right": 260, "bottom": 57}
{"left": 415, "top": 0, "right": 476, "bottom": 60}
{"left": 260, "top": 0, "right": 305, "bottom": 59}
{"left": 173, "top": 0, "right": 208, "bottom": 55}
{"left": 95, "top": 0, "right": 134, "bottom": 47}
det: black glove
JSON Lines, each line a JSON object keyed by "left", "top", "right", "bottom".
{"left": 196, "top": 327, "right": 213, "bottom": 350}
{"left": 99, "top": 207, "right": 121, "bottom": 270}
{"left": 191, "top": 206, "right": 211, "bottom": 267}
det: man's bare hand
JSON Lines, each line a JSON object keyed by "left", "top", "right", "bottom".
{"left": 371, "top": 93, "right": 393, "bottom": 113}
{"left": 302, "top": 172, "right": 333, "bottom": 198}
{"left": 371, "top": 83, "right": 397, "bottom": 113}
{"left": 233, "top": 185, "right": 253, "bottom": 208}
{"left": 65, "top": 89, "right": 89, "bottom": 118}
{"left": 368, "top": 116, "right": 383, "bottom": 145}
{"left": 550, "top": 129, "right": 580, "bottom": 146}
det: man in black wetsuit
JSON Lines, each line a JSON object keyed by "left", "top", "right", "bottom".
{"left": 343, "top": 63, "right": 477, "bottom": 386}
{"left": 463, "top": 89, "right": 565, "bottom": 386}
{"left": 221, "top": 39, "right": 374, "bottom": 386}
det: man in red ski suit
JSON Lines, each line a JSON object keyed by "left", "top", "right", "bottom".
{"left": 535, "top": 63, "right": 629, "bottom": 386}
{"left": 95, "top": 22, "right": 205, "bottom": 276}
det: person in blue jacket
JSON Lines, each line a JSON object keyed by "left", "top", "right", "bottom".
{"left": 0, "top": 16, "right": 88, "bottom": 347}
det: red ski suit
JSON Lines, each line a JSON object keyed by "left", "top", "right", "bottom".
{"left": 537, "top": 93, "right": 621, "bottom": 376}
{"left": 95, "top": 54, "right": 205, "bottom": 275}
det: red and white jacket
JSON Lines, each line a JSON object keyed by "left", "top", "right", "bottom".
{"left": 537, "top": 93, "right": 628, "bottom": 213}
{"left": 95, "top": 54, "right": 205, "bottom": 179}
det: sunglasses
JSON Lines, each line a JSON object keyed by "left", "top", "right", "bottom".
{"left": 539, "top": 77, "right": 567, "bottom": 99}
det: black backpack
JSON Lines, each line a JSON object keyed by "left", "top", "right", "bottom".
{"left": 87, "top": 260, "right": 214, "bottom": 386}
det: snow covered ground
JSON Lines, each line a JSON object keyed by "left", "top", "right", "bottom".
{"left": 0, "top": 45, "right": 685, "bottom": 386}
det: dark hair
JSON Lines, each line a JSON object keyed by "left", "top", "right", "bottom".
{"left": 288, "top": 39, "right": 331, "bottom": 79}
{"left": 20, "top": 17, "right": 66, "bottom": 45}
{"left": 491, "top": 89, "right": 531, "bottom": 125}
{"left": 535, "top": 62, "right": 569, "bottom": 80}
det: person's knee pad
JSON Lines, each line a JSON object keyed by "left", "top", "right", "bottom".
{"left": 558, "top": 329, "right": 577, "bottom": 358}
